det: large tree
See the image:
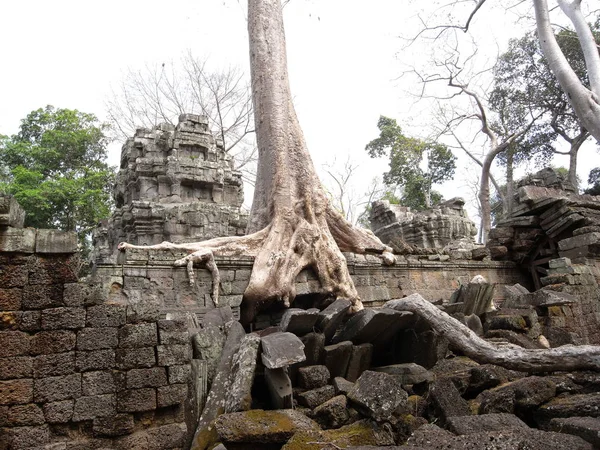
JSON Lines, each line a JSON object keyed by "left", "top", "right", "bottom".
{"left": 0, "top": 106, "right": 114, "bottom": 243}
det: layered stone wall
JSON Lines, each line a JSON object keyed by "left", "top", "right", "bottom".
{"left": 1, "top": 204, "right": 192, "bottom": 449}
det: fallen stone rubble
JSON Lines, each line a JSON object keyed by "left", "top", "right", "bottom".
{"left": 187, "top": 274, "right": 600, "bottom": 450}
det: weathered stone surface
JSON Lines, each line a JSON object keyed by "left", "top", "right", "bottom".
{"left": 549, "top": 417, "right": 600, "bottom": 448}
{"left": 226, "top": 333, "right": 261, "bottom": 412}
{"left": 6, "top": 403, "right": 45, "bottom": 426}
{"left": 76, "top": 349, "right": 115, "bottom": 372}
{"left": 334, "top": 308, "right": 410, "bottom": 344}
{"left": 345, "top": 343, "right": 373, "bottom": 382}
{"left": 41, "top": 307, "right": 86, "bottom": 330}
{"left": 265, "top": 367, "right": 293, "bottom": 410}
{"left": 313, "top": 394, "right": 349, "bottom": 429}
{"left": 372, "top": 363, "right": 433, "bottom": 385}
{"left": 348, "top": 370, "right": 408, "bottom": 421}
{"left": 261, "top": 332, "right": 306, "bottom": 369}
{"left": 118, "top": 322, "right": 158, "bottom": 348}
{"left": 43, "top": 400, "right": 73, "bottom": 423}
{"left": 72, "top": 394, "right": 117, "bottom": 421}
{"left": 30, "top": 330, "right": 76, "bottom": 355}
{"left": 316, "top": 298, "right": 352, "bottom": 342}
{"left": 125, "top": 301, "right": 161, "bottom": 324}
{"left": 214, "top": 409, "right": 320, "bottom": 445}
{"left": 0, "top": 227, "right": 35, "bottom": 253}
{"left": 3, "top": 424, "right": 51, "bottom": 449}
{"left": 77, "top": 327, "right": 118, "bottom": 350}
{"left": 117, "top": 388, "right": 156, "bottom": 412}
{"left": 156, "top": 344, "right": 191, "bottom": 366}
{"left": 466, "top": 364, "right": 510, "bottom": 397}
{"left": 324, "top": 340, "right": 353, "bottom": 379}
{"left": 82, "top": 370, "right": 117, "bottom": 395}
{"left": 126, "top": 367, "right": 167, "bottom": 389}
{"left": 115, "top": 346, "right": 156, "bottom": 369}
{"left": 333, "top": 377, "right": 354, "bottom": 396}
{"left": 0, "top": 288, "right": 22, "bottom": 311}
{"left": 428, "top": 378, "right": 471, "bottom": 423}
{"left": 146, "top": 423, "right": 188, "bottom": 449}
{"left": 279, "top": 308, "right": 319, "bottom": 336}
{"left": 300, "top": 332, "right": 325, "bottom": 366}
{"left": 34, "top": 374, "right": 81, "bottom": 403}
{"left": 157, "top": 383, "right": 187, "bottom": 407}
{"left": 0, "top": 356, "right": 33, "bottom": 380}
{"left": 92, "top": 413, "right": 135, "bottom": 437}
{"left": 297, "top": 385, "right": 336, "bottom": 409}
{"left": 192, "top": 324, "right": 226, "bottom": 386}
{"left": 86, "top": 304, "right": 127, "bottom": 327}
{"left": 34, "top": 352, "right": 75, "bottom": 377}
{"left": 167, "top": 364, "right": 191, "bottom": 385}
{"left": 478, "top": 376, "right": 556, "bottom": 415}
{"left": 0, "top": 194, "right": 25, "bottom": 228}
{"left": 36, "top": 229, "right": 78, "bottom": 253}
{"left": 446, "top": 413, "right": 528, "bottom": 435}
{"left": 22, "top": 284, "right": 64, "bottom": 309}
{"left": 535, "top": 393, "right": 600, "bottom": 425}
{"left": 63, "top": 282, "right": 106, "bottom": 307}
{"left": 298, "top": 365, "right": 330, "bottom": 390}
{"left": 0, "top": 330, "right": 30, "bottom": 357}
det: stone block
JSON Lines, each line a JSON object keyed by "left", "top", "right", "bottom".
{"left": 313, "top": 394, "right": 349, "bottom": 429}
{"left": 297, "top": 365, "right": 330, "bottom": 390}
{"left": 345, "top": 343, "right": 373, "bottom": 382}
{"left": 549, "top": 417, "right": 600, "bottom": 448}
{"left": 43, "top": 400, "right": 73, "bottom": 423}
{"left": 34, "top": 352, "right": 75, "bottom": 377}
{"left": 446, "top": 413, "right": 528, "bottom": 435}
{"left": 0, "top": 195, "right": 25, "bottom": 228}
{"left": 0, "top": 379, "right": 33, "bottom": 405}
{"left": 118, "top": 322, "right": 157, "bottom": 348}
{"left": 168, "top": 364, "right": 191, "bottom": 385}
{"left": 0, "top": 288, "right": 22, "bottom": 310}
{"left": 27, "top": 254, "right": 79, "bottom": 285}
{"left": 372, "top": 363, "right": 433, "bottom": 385}
{"left": 159, "top": 329, "right": 189, "bottom": 345}
{"left": 86, "top": 304, "right": 127, "bottom": 327}
{"left": 82, "top": 371, "right": 116, "bottom": 395}
{"left": 0, "top": 259, "right": 28, "bottom": 288}
{"left": 63, "top": 282, "right": 106, "bottom": 307}
{"left": 3, "top": 424, "right": 50, "bottom": 449}
{"left": 156, "top": 344, "right": 192, "bottom": 366}
{"left": 19, "top": 310, "right": 41, "bottom": 332}
{"left": 116, "top": 347, "right": 156, "bottom": 369}
{"left": 157, "top": 383, "right": 187, "bottom": 407}
{"left": 324, "top": 341, "right": 353, "bottom": 379}
{"left": 72, "top": 394, "right": 117, "bottom": 422}
{"left": 35, "top": 229, "right": 78, "bottom": 253}
{"left": 428, "top": 378, "right": 471, "bottom": 424}
{"left": 126, "top": 367, "right": 167, "bottom": 389}
{"left": 0, "top": 227, "right": 36, "bottom": 252}
{"left": 332, "top": 377, "right": 354, "bottom": 396}
{"left": 125, "top": 301, "right": 161, "bottom": 323}
{"left": 0, "top": 356, "right": 33, "bottom": 380}
{"left": 117, "top": 388, "right": 156, "bottom": 412}
{"left": 92, "top": 413, "right": 135, "bottom": 437}
{"left": 30, "top": 330, "right": 76, "bottom": 355}
{"left": 300, "top": 332, "right": 325, "bottom": 366}
{"left": 0, "top": 331, "right": 30, "bottom": 357}
{"left": 41, "top": 307, "right": 86, "bottom": 330}
{"left": 76, "top": 349, "right": 115, "bottom": 372}
{"left": 34, "top": 373, "right": 81, "bottom": 403}
{"left": 297, "top": 385, "right": 336, "bottom": 409}
{"left": 77, "top": 327, "right": 118, "bottom": 350}
{"left": 348, "top": 370, "right": 408, "bottom": 421}
{"left": 261, "top": 332, "right": 306, "bottom": 369}
{"left": 146, "top": 423, "right": 187, "bottom": 449}
{"left": 264, "top": 367, "right": 293, "bottom": 410}
{"left": 316, "top": 298, "right": 352, "bottom": 342}
{"left": 5, "top": 403, "right": 44, "bottom": 427}
{"left": 279, "top": 308, "right": 320, "bottom": 336}
{"left": 0, "top": 311, "right": 22, "bottom": 331}
{"left": 226, "top": 333, "right": 261, "bottom": 413}
{"left": 22, "top": 284, "right": 64, "bottom": 309}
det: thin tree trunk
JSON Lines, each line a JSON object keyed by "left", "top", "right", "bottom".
{"left": 506, "top": 147, "right": 514, "bottom": 217}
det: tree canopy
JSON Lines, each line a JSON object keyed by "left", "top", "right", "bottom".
{"left": 0, "top": 106, "right": 114, "bottom": 242}
{"left": 366, "top": 116, "right": 456, "bottom": 209}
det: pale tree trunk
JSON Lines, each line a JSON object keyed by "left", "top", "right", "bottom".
{"left": 119, "top": 0, "right": 394, "bottom": 325}
{"left": 534, "top": 0, "right": 600, "bottom": 141}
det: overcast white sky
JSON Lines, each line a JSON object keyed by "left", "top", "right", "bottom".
{"left": 1, "top": 0, "right": 597, "bottom": 222}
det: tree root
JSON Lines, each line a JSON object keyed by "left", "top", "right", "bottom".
{"left": 386, "top": 293, "right": 600, "bottom": 372}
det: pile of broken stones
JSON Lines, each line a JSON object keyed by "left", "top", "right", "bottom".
{"left": 190, "top": 279, "right": 600, "bottom": 450}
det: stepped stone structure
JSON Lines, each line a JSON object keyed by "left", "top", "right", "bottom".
{"left": 93, "top": 114, "right": 248, "bottom": 264}
{"left": 369, "top": 197, "right": 478, "bottom": 251}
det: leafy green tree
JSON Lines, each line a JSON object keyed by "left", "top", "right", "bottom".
{"left": 585, "top": 167, "right": 600, "bottom": 195}
{"left": 366, "top": 116, "right": 456, "bottom": 209}
{"left": 0, "top": 106, "right": 115, "bottom": 245}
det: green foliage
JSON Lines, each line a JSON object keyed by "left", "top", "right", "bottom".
{"left": 0, "top": 106, "right": 115, "bottom": 244}
{"left": 585, "top": 167, "right": 600, "bottom": 195}
{"left": 366, "top": 116, "right": 456, "bottom": 210}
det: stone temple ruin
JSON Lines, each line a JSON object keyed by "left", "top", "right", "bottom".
{"left": 3, "top": 122, "right": 600, "bottom": 449}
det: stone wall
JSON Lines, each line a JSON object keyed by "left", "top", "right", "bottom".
{"left": 1, "top": 202, "right": 191, "bottom": 449}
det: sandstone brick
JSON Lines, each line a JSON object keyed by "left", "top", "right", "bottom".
{"left": 0, "top": 331, "right": 30, "bottom": 357}
{"left": 159, "top": 330, "right": 189, "bottom": 345}
{"left": 157, "top": 383, "right": 187, "bottom": 408}
{"left": 156, "top": 344, "right": 191, "bottom": 366}
{"left": 86, "top": 304, "right": 127, "bottom": 327}
{"left": 63, "top": 282, "right": 106, "bottom": 307}
{"left": 125, "top": 302, "right": 161, "bottom": 323}
{"left": 117, "top": 388, "right": 156, "bottom": 412}
{"left": 0, "top": 356, "right": 32, "bottom": 379}
{"left": 92, "top": 413, "right": 135, "bottom": 437}
{"left": 126, "top": 367, "right": 167, "bottom": 389}
{"left": 157, "top": 319, "right": 186, "bottom": 333}
{"left": 146, "top": 423, "right": 187, "bottom": 449}
{"left": 21, "top": 284, "right": 64, "bottom": 309}
{"left": 72, "top": 394, "right": 117, "bottom": 421}
{"left": 167, "top": 365, "right": 191, "bottom": 384}
{"left": 76, "top": 350, "right": 116, "bottom": 372}
{"left": 41, "top": 307, "right": 86, "bottom": 330}
{"left": 4, "top": 424, "right": 50, "bottom": 448}
{"left": 34, "top": 373, "right": 81, "bottom": 403}
{"left": 19, "top": 310, "right": 41, "bottom": 332}
{"left": 0, "top": 288, "right": 22, "bottom": 310}
{"left": 34, "top": 352, "right": 75, "bottom": 377}
{"left": 0, "top": 379, "right": 33, "bottom": 405}
{"left": 82, "top": 371, "right": 116, "bottom": 396}
{"left": 43, "top": 399, "right": 74, "bottom": 423}
{"left": 7, "top": 403, "right": 45, "bottom": 426}
{"left": 115, "top": 347, "right": 155, "bottom": 369}
{"left": 77, "top": 327, "right": 118, "bottom": 350}
{"left": 118, "top": 322, "right": 157, "bottom": 348}
{"left": 30, "top": 330, "right": 76, "bottom": 355}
